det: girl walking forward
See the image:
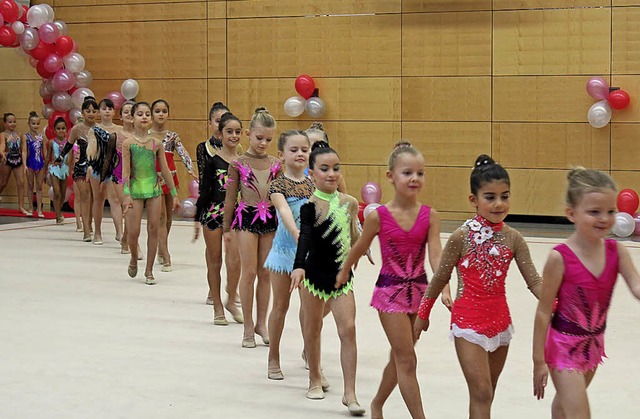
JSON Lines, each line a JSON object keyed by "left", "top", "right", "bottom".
{"left": 150, "top": 99, "right": 196, "bottom": 272}
{"left": 533, "top": 168, "right": 640, "bottom": 418}
{"left": 122, "top": 102, "right": 180, "bottom": 285}
{"left": 23, "top": 112, "right": 47, "bottom": 218}
{"left": 290, "top": 141, "right": 365, "bottom": 416}
{"left": 194, "top": 111, "right": 243, "bottom": 325}
{"left": 0, "top": 113, "right": 27, "bottom": 214}
{"left": 264, "top": 130, "right": 314, "bottom": 380}
{"left": 337, "top": 142, "right": 442, "bottom": 419}
{"left": 222, "top": 107, "right": 280, "bottom": 348}
{"left": 47, "top": 117, "right": 70, "bottom": 224}
{"left": 414, "top": 155, "right": 542, "bottom": 419}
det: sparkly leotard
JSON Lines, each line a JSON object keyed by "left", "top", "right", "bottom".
{"left": 195, "top": 154, "right": 231, "bottom": 230}
{"left": 545, "top": 239, "right": 619, "bottom": 373}
{"left": 372, "top": 205, "right": 431, "bottom": 314}
{"left": 122, "top": 137, "right": 162, "bottom": 200}
{"left": 25, "top": 132, "right": 45, "bottom": 172}
{"left": 293, "top": 190, "right": 361, "bottom": 301}
{"left": 264, "top": 174, "right": 315, "bottom": 274}
{"left": 87, "top": 125, "right": 116, "bottom": 181}
{"left": 49, "top": 138, "right": 69, "bottom": 179}
{"left": 418, "top": 215, "right": 541, "bottom": 352}
{"left": 222, "top": 152, "right": 281, "bottom": 235}
{"left": 72, "top": 137, "right": 89, "bottom": 180}
{"left": 196, "top": 137, "right": 244, "bottom": 189}
{"left": 4, "top": 132, "right": 22, "bottom": 168}
{"left": 154, "top": 130, "right": 193, "bottom": 194}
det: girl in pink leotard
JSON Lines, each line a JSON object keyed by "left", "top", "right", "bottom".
{"left": 533, "top": 168, "right": 640, "bottom": 417}
{"left": 337, "top": 141, "right": 442, "bottom": 418}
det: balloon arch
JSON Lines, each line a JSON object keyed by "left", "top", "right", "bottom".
{"left": 0, "top": 0, "right": 138, "bottom": 138}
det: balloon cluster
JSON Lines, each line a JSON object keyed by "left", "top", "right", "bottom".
{"left": 179, "top": 179, "right": 199, "bottom": 218}
{"left": 612, "top": 188, "right": 640, "bottom": 238}
{"left": 0, "top": 1, "right": 141, "bottom": 140}
{"left": 585, "top": 77, "right": 631, "bottom": 128}
{"left": 283, "top": 74, "right": 326, "bottom": 118}
{"left": 357, "top": 182, "right": 382, "bottom": 223}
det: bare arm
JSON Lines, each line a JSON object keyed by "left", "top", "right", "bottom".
{"left": 532, "top": 250, "right": 564, "bottom": 400}
{"left": 271, "top": 193, "right": 300, "bottom": 241}
{"left": 121, "top": 140, "right": 132, "bottom": 212}
{"left": 336, "top": 209, "right": 380, "bottom": 287}
{"left": 222, "top": 162, "right": 239, "bottom": 233}
{"left": 617, "top": 242, "right": 640, "bottom": 300}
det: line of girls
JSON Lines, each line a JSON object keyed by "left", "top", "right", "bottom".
{"left": 193, "top": 103, "right": 640, "bottom": 419}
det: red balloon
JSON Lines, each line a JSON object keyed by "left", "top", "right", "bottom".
{"left": 0, "top": 25, "right": 17, "bottom": 47}
{"left": 43, "top": 96, "right": 52, "bottom": 105}
{"left": 617, "top": 189, "right": 639, "bottom": 215}
{"left": 68, "top": 86, "right": 78, "bottom": 95}
{"left": 55, "top": 36, "right": 74, "bottom": 57}
{"left": 68, "top": 193, "right": 75, "bottom": 210}
{"left": 607, "top": 90, "right": 631, "bottom": 110}
{"left": 36, "top": 60, "right": 54, "bottom": 79}
{"left": 357, "top": 202, "right": 366, "bottom": 224}
{"left": 295, "top": 74, "right": 316, "bottom": 99}
{"left": 19, "top": 5, "right": 28, "bottom": 23}
{"left": 45, "top": 124, "right": 55, "bottom": 140}
{"left": 0, "top": 0, "right": 20, "bottom": 23}
{"left": 30, "top": 41, "right": 51, "bottom": 61}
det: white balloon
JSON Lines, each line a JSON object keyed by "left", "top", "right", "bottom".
{"left": 283, "top": 96, "right": 306, "bottom": 117}
{"left": 52, "top": 92, "right": 73, "bottom": 112}
{"left": 41, "top": 104, "right": 54, "bottom": 120}
{"left": 63, "top": 53, "right": 85, "bottom": 73}
{"left": 363, "top": 203, "right": 381, "bottom": 219}
{"left": 71, "top": 87, "right": 95, "bottom": 109}
{"left": 53, "top": 20, "right": 68, "bottom": 36}
{"left": 121, "top": 79, "right": 139, "bottom": 100}
{"left": 11, "top": 21, "right": 25, "bottom": 35}
{"left": 305, "top": 97, "right": 326, "bottom": 118}
{"left": 27, "top": 5, "right": 49, "bottom": 28}
{"left": 40, "top": 4, "right": 55, "bottom": 23}
{"left": 69, "top": 108, "right": 82, "bottom": 125}
{"left": 19, "top": 27, "right": 39, "bottom": 51}
{"left": 587, "top": 100, "right": 612, "bottom": 129}
{"left": 612, "top": 212, "right": 635, "bottom": 237}
{"left": 74, "top": 70, "right": 93, "bottom": 88}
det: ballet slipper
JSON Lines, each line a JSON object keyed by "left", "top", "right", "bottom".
{"left": 242, "top": 336, "right": 256, "bottom": 348}
{"left": 306, "top": 386, "right": 324, "bottom": 400}
{"left": 267, "top": 366, "right": 284, "bottom": 380}
{"left": 342, "top": 398, "right": 365, "bottom": 416}
{"left": 145, "top": 274, "right": 156, "bottom": 285}
{"left": 213, "top": 315, "right": 229, "bottom": 326}
{"left": 128, "top": 264, "right": 138, "bottom": 278}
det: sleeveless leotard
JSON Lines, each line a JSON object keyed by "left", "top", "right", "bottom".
{"left": 49, "top": 139, "right": 69, "bottom": 179}
{"left": 127, "top": 143, "right": 162, "bottom": 199}
{"left": 195, "top": 154, "right": 230, "bottom": 230}
{"left": 545, "top": 239, "right": 619, "bottom": 373}
{"left": 72, "top": 138, "right": 89, "bottom": 180}
{"left": 372, "top": 205, "right": 431, "bottom": 313}
{"left": 25, "top": 132, "right": 45, "bottom": 172}
{"left": 4, "top": 132, "right": 22, "bottom": 168}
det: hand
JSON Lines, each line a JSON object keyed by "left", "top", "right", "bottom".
{"left": 441, "top": 291, "right": 453, "bottom": 312}
{"left": 533, "top": 360, "right": 549, "bottom": 400}
{"left": 193, "top": 222, "right": 200, "bottom": 242}
{"left": 335, "top": 269, "right": 349, "bottom": 289}
{"left": 190, "top": 171, "right": 198, "bottom": 180}
{"left": 123, "top": 196, "right": 133, "bottom": 215}
{"left": 290, "top": 268, "right": 305, "bottom": 293}
{"left": 413, "top": 317, "right": 430, "bottom": 340}
{"left": 172, "top": 196, "right": 181, "bottom": 212}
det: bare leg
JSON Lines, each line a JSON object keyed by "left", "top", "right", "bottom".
{"left": 89, "top": 176, "right": 105, "bottom": 244}
{"left": 0, "top": 163, "right": 11, "bottom": 195}
{"left": 75, "top": 180, "right": 92, "bottom": 240}
{"left": 112, "top": 183, "right": 129, "bottom": 252}
{"left": 14, "top": 167, "right": 27, "bottom": 213}
{"left": 300, "top": 287, "right": 326, "bottom": 392}
{"left": 144, "top": 195, "right": 162, "bottom": 279}
{"left": 549, "top": 368, "right": 596, "bottom": 419}
{"left": 34, "top": 169, "right": 45, "bottom": 215}
{"left": 106, "top": 181, "right": 123, "bottom": 241}
{"left": 25, "top": 169, "right": 34, "bottom": 213}
{"left": 328, "top": 292, "right": 359, "bottom": 405}
{"left": 51, "top": 176, "right": 65, "bottom": 222}
{"left": 127, "top": 199, "right": 144, "bottom": 274}
{"left": 203, "top": 227, "right": 225, "bottom": 320}
{"left": 268, "top": 271, "right": 292, "bottom": 377}
{"left": 236, "top": 230, "right": 259, "bottom": 344}
{"left": 157, "top": 193, "right": 173, "bottom": 267}
{"left": 255, "top": 233, "right": 274, "bottom": 341}
{"left": 73, "top": 181, "right": 82, "bottom": 230}
{"left": 223, "top": 231, "right": 242, "bottom": 320}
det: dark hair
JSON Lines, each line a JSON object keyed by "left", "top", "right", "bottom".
{"left": 119, "top": 100, "right": 135, "bottom": 116}
{"left": 309, "top": 140, "right": 338, "bottom": 169}
{"left": 218, "top": 112, "right": 242, "bottom": 133}
{"left": 3, "top": 112, "right": 15, "bottom": 122}
{"left": 81, "top": 96, "right": 98, "bottom": 111}
{"left": 306, "top": 122, "right": 329, "bottom": 143}
{"left": 278, "top": 130, "right": 309, "bottom": 152}
{"left": 470, "top": 154, "right": 510, "bottom": 195}
{"left": 208, "top": 101, "right": 229, "bottom": 121}
{"left": 54, "top": 117, "right": 67, "bottom": 128}
{"left": 131, "top": 101, "right": 151, "bottom": 116}
{"left": 151, "top": 99, "right": 170, "bottom": 113}
{"left": 28, "top": 111, "right": 39, "bottom": 121}
{"left": 388, "top": 140, "right": 422, "bottom": 170}
{"left": 98, "top": 98, "right": 114, "bottom": 109}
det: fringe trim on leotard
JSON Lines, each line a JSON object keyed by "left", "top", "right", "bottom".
{"left": 302, "top": 278, "right": 353, "bottom": 302}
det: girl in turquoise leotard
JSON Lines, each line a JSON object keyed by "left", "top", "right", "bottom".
{"left": 122, "top": 102, "right": 180, "bottom": 285}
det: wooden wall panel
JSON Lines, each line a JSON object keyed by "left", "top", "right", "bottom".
{"left": 227, "top": 14, "right": 401, "bottom": 78}
{"left": 0, "top": 81, "right": 45, "bottom": 121}
{"left": 227, "top": 0, "right": 401, "bottom": 18}
{"left": 207, "top": 1, "right": 226, "bottom": 19}
{"left": 67, "top": 20, "right": 207, "bottom": 79}
{"left": 493, "top": 0, "right": 609, "bottom": 10}
{"left": 493, "top": 123, "right": 610, "bottom": 170}
{"left": 610, "top": 76, "right": 640, "bottom": 122}
{"left": 0, "top": 49, "right": 40, "bottom": 81}
{"left": 56, "top": 2, "right": 206, "bottom": 23}
{"left": 493, "top": 76, "right": 598, "bottom": 122}
{"left": 56, "top": 0, "right": 196, "bottom": 5}
{"left": 207, "top": 19, "right": 227, "bottom": 78}
{"left": 612, "top": 7, "right": 640, "bottom": 74}
{"left": 424, "top": 167, "right": 474, "bottom": 212}
{"left": 402, "top": 77, "right": 491, "bottom": 121}
{"left": 612, "top": 171, "right": 640, "bottom": 191}
{"left": 494, "top": 8, "right": 610, "bottom": 76}
{"left": 402, "top": 0, "right": 491, "bottom": 12}
{"left": 612, "top": 124, "right": 640, "bottom": 171}
{"left": 402, "top": 122, "right": 491, "bottom": 166}
{"left": 403, "top": 12, "right": 491, "bottom": 76}
{"left": 509, "top": 170, "right": 568, "bottom": 216}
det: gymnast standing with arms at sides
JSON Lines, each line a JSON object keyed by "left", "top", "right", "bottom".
{"left": 223, "top": 107, "right": 281, "bottom": 348}
{"left": 122, "top": 101, "right": 180, "bottom": 285}
{"left": 337, "top": 141, "right": 442, "bottom": 419}
{"left": 23, "top": 111, "right": 47, "bottom": 218}
{"left": 290, "top": 141, "right": 365, "bottom": 415}
{"left": 532, "top": 168, "right": 640, "bottom": 418}
{"left": 414, "top": 155, "right": 542, "bottom": 419}
{"left": 53, "top": 97, "right": 101, "bottom": 242}
{"left": 149, "top": 99, "right": 196, "bottom": 273}
{"left": 193, "top": 111, "right": 243, "bottom": 325}
{"left": 47, "top": 117, "right": 70, "bottom": 224}
{"left": 0, "top": 112, "right": 28, "bottom": 214}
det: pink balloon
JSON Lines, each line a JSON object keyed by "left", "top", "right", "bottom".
{"left": 361, "top": 181, "right": 382, "bottom": 204}
{"left": 38, "top": 22, "right": 59, "bottom": 44}
{"left": 188, "top": 180, "right": 199, "bottom": 198}
{"left": 52, "top": 69, "right": 75, "bottom": 92}
{"left": 586, "top": 77, "right": 609, "bottom": 100}
{"left": 43, "top": 53, "right": 63, "bottom": 73}
{"left": 105, "top": 91, "right": 125, "bottom": 109}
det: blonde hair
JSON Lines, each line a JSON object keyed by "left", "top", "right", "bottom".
{"left": 566, "top": 167, "right": 617, "bottom": 207}
{"left": 249, "top": 106, "right": 276, "bottom": 130}
{"left": 388, "top": 140, "right": 422, "bottom": 170}
{"left": 306, "top": 122, "right": 329, "bottom": 143}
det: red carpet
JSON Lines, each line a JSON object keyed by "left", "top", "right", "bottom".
{"left": 0, "top": 208, "right": 75, "bottom": 219}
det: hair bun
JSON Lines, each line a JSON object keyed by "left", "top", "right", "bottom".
{"left": 84, "top": 96, "right": 96, "bottom": 102}
{"left": 213, "top": 101, "right": 224, "bottom": 107}
{"left": 394, "top": 140, "right": 412, "bottom": 150}
{"left": 567, "top": 166, "right": 586, "bottom": 181}
{"left": 309, "top": 122, "right": 324, "bottom": 131}
{"left": 29, "top": 111, "right": 38, "bottom": 118}
{"left": 254, "top": 106, "right": 269, "bottom": 114}
{"left": 474, "top": 154, "right": 495, "bottom": 169}
{"left": 311, "top": 140, "right": 329, "bottom": 151}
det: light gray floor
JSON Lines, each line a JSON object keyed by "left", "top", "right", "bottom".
{"left": 1, "top": 217, "right": 639, "bottom": 418}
